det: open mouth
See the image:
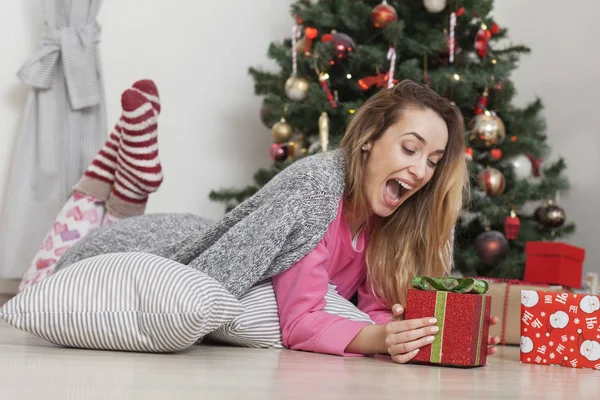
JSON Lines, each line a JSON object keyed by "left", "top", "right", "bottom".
{"left": 384, "top": 179, "right": 413, "bottom": 207}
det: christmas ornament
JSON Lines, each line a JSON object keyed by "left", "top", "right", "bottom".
{"left": 303, "top": 27, "right": 318, "bottom": 55}
{"left": 260, "top": 104, "right": 273, "bottom": 127}
{"left": 270, "top": 143, "right": 288, "bottom": 162}
{"left": 319, "top": 112, "right": 329, "bottom": 152}
{"left": 526, "top": 154, "right": 542, "bottom": 177}
{"left": 490, "top": 149, "right": 502, "bottom": 160}
{"left": 322, "top": 31, "right": 355, "bottom": 62}
{"left": 477, "top": 167, "right": 506, "bottom": 196}
{"left": 358, "top": 70, "right": 397, "bottom": 91}
{"left": 387, "top": 47, "right": 397, "bottom": 88}
{"left": 506, "top": 154, "right": 533, "bottom": 180}
{"left": 491, "top": 23, "right": 500, "bottom": 35}
{"left": 465, "top": 147, "right": 473, "bottom": 161}
{"left": 475, "top": 26, "right": 490, "bottom": 58}
{"left": 469, "top": 112, "right": 506, "bottom": 149}
{"left": 475, "top": 89, "right": 489, "bottom": 115}
{"left": 534, "top": 205, "right": 546, "bottom": 224}
{"left": 319, "top": 72, "right": 337, "bottom": 108}
{"left": 476, "top": 230, "right": 509, "bottom": 265}
{"left": 504, "top": 210, "right": 520, "bottom": 240}
{"left": 271, "top": 117, "right": 293, "bottom": 143}
{"left": 285, "top": 76, "right": 309, "bottom": 101}
{"left": 449, "top": 11, "right": 456, "bottom": 63}
{"left": 538, "top": 200, "right": 566, "bottom": 228}
{"left": 423, "top": 0, "right": 447, "bottom": 13}
{"left": 286, "top": 141, "right": 301, "bottom": 159}
{"left": 286, "top": 25, "right": 309, "bottom": 101}
{"left": 371, "top": 1, "right": 397, "bottom": 29}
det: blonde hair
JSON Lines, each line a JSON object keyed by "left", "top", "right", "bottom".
{"left": 340, "top": 80, "right": 469, "bottom": 306}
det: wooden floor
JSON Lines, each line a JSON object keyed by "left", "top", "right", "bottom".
{"left": 0, "top": 321, "right": 598, "bottom": 399}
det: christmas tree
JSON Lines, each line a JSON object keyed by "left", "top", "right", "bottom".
{"left": 210, "top": 0, "right": 575, "bottom": 279}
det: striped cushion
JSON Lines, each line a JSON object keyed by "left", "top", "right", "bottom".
{"left": 0, "top": 252, "right": 243, "bottom": 353}
{"left": 206, "top": 282, "right": 373, "bottom": 348}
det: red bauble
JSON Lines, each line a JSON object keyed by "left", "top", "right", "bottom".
{"left": 371, "top": 1, "right": 398, "bottom": 29}
{"left": 504, "top": 211, "right": 520, "bottom": 240}
{"left": 475, "top": 28, "right": 490, "bottom": 58}
{"left": 526, "top": 154, "right": 542, "bottom": 177}
{"left": 270, "top": 143, "right": 288, "bottom": 162}
{"left": 491, "top": 23, "right": 500, "bottom": 35}
{"left": 490, "top": 149, "right": 502, "bottom": 160}
{"left": 475, "top": 93, "right": 489, "bottom": 114}
{"left": 325, "top": 32, "right": 355, "bottom": 62}
{"left": 475, "top": 230, "right": 509, "bottom": 265}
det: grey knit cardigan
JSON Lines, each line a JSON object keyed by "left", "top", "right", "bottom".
{"left": 55, "top": 149, "right": 347, "bottom": 298}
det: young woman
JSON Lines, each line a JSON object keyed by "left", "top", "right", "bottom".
{"left": 23, "top": 79, "right": 500, "bottom": 363}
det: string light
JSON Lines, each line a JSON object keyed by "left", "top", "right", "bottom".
{"left": 453, "top": 73, "right": 460, "bottom": 81}
{"left": 349, "top": 109, "right": 356, "bottom": 114}
{"left": 484, "top": 110, "right": 491, "bottom": 116}
{"left": 481, "top": 23, "right": 488, "bottom": 30}
{"left": 492, "top": 59, "right": 497, "bottom": 64}
{"left": 346, "top": 74, "right": 352, "bottom": 79}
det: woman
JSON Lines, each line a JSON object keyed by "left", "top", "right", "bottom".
{"left": 22, "top": 79, "right": 500, "bottom": 363}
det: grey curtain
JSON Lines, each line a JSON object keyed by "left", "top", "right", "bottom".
{"left": 0, "top": 0, "right": 106, "bottom": 279}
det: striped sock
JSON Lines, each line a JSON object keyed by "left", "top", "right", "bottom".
{"left": 105, "top": 89, "right": 163, "bottom": 219}
{"left": 74, "top": 80, "right": 161, "bottom": 201}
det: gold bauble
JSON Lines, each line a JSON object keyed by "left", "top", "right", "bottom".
{"left": 469, "top": 112, "right": 506, "bottom": 149}
{"left": 296, "top": 37, "right": 308, "bottom": 55}
{"left": 477, "top": 167, "right": 506, "bottom": 197}
{"left": 272, "top": 118, "right": 293, "bottom": 143}
{"left": 285, "top": 75, "right": 309, "bottom": 101}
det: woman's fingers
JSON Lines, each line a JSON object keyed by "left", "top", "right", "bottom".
{"left": 488, "top": 335, "right": 501, "bottom": 346}
{"left": 386, "top": 325, "right": 438, "bottom": 347}
{"left": 388, "top": 334, "right": 436, "bottom": 357}
{"left": 386, "top": 317, "right": 437, "bottom": 334}
{"left": 391, "top": 349, "right": 421, "bottom": 364}
{"left": 490, "top": 316, "right": 500, "bottom": 326}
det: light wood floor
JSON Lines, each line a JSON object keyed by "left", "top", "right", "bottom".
{"left": 0, "top": 321, "right": 598, "bottom": 399}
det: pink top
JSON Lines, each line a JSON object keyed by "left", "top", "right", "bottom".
{"left": 272, "top": 199, "right": 393, "bottom": 357}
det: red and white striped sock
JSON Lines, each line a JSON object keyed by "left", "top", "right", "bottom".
{"left": 105, "top": 88, "right": 163, "bottom": 219}
{"left": 74, "top": 80, "right": 160, "bottom": 201}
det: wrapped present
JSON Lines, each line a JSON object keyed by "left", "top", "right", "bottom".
{"left": 483, "top": 279, "right": 563, "bottom": 345}
{"left": 520, "top": 289, "right": 600, "bottom": 370}
{"left": 405, "top": 276, "right": 492, "bottom": 367}
{"left": 524, "top": 241, "right": 585, "bottom": 288}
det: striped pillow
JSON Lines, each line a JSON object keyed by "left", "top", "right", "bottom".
{"left": 0, "top": 252, "right": 243, "bottom": 353}
{"left": 206, "top": 282, "right": 373, "bottom": 348}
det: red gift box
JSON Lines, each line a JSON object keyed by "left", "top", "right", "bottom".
{"left": 524, "top": 242, "right": 585, "bottom": 288}
{"left": 520, "top": 290, "right": 600, "bottom": 371}
{"left": 405, "top": 288, "right": 491, "bottom": 367}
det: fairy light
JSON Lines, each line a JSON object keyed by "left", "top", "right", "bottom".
{"left": 453, "top": 73, "right": 460, "bottom": 81}
{"left": 346, "top": 74, "right": 352, "bottom": 79}
{"left": 481, "top": 23, "right": 488, "bottom": 30}
{"left": 492, "top": 59, "right": 498, "bottom": 64}
{"left": 349, "top": 109, "right": 356, "bottom": 114}
{"left": 484, "top": 110, "right": 491, "bottom": 116}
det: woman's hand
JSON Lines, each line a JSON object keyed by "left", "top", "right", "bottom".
{"left": 488, "top": 316, "right": 501, "bottom": 356}
{"left": 385, "top": 304, "right": 439, "bottom": 364}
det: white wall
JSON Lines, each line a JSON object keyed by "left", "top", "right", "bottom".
{"left": 493, "top": 0, "right": 600, "bottom": 276}
{"left": 0, "top": 0, "right": 295, "bottom": 223}
{"left": 0, "top": 1, "right": 598, "bottom": 278}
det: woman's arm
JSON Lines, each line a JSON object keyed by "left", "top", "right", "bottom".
{"left": 272, "top": 243, "right": 374, "bottom": 357}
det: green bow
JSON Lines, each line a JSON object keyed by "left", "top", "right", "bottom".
{"left": 411, "top": 276, "right": 489, "bottom": 294}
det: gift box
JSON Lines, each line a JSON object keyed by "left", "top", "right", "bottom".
{"left": 405, "top": 277, "right": 491, "bottom": 367}
{"left": 520, "top": 289, "right": 600, "bottom": 370}
{"left": 483, "top": 279, "right": 563, "bottom": 345}
{"left": 524, "top": 241, "right": 585, "bottom": 288}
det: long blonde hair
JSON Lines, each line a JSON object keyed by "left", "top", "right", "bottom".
{"left": 340, "top": 80, "right": 469, "bottom": 306}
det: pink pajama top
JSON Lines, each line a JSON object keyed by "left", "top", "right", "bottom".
{"left": 272, "top": 199, "right": 393, "bottom": 356}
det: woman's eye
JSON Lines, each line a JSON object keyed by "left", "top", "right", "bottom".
{"left": 402, "top": 146, "right": 416, "bottom": 155}
{"left": 427, "top": 160, "right": 438, "bottom": 168}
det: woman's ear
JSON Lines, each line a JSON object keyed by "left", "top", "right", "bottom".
{"left": 361, "top": 140, "right": 373, "bottom": 152}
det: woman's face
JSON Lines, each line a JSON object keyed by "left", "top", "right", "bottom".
{"left": 363, "top": 107, "right": 449, "bottom": 218}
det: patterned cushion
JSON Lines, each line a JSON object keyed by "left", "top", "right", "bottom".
{"left": 206, "top": 282, "right": 373, "bottom": 348}
{"left": 0, "top": 252, "right": 243, "bottom": 353}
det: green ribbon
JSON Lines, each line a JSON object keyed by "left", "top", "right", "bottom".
{"left": 411, "top": 276, "right": 489, "bottom": 294}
